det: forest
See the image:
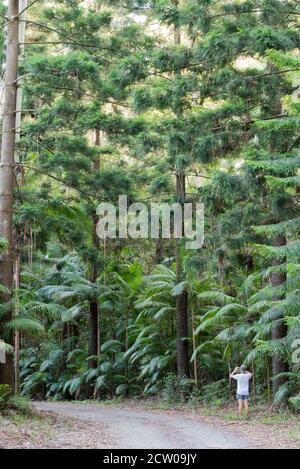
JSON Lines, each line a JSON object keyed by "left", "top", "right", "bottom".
{"left": 0, "top": 0, "right": 300, "bottom": 419}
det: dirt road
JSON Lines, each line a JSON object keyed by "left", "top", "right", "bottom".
{"left": 34, "top": 401, "right": 256, "bottom": 449}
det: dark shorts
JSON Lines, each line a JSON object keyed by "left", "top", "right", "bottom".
{"left": 236, "top": 394, "right": 249, "bottom": 401}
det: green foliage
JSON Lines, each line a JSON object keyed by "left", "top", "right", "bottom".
{"left": 196, "top": 380, "right": 229, "bottom": 405}
{"left": 161, "top": 373, "right": 195, "bottom": 404}
{"left": 0, "top": 385, "right": 12, "bottom": 405}
{"left": 0, "top": 0, "right": 298, "bottom": 410}
{"left": 0, "top": 237, "right": 7, "bottom": 254}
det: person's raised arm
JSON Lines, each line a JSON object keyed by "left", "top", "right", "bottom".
{"left": 230, "top": 367, "right": 239, "bottom": 379}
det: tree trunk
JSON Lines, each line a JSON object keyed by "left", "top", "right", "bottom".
{"left": 88, "top": 294, "right": 99, "bottom": 368}
{"left": 0, "top": 0, "right": 19, "bottom": 387}
{"left": 267, "top": 358, "right": 271, "bottom": 402}
{"left": 175, "top": 171, "right": 189, "bottom": 377}
{"left": 266, "top": 61, "right": 289, "bottom": 402}
{"left": 191, "top": 305, "right": 198, "bottom": 385}
{"left": 176, "top": 286, "right": 189, "bottom": 377}
{"left": 14, "top": 229, "right": 21, "bottom": 394}
{"left": 175, "top": 175, "right": 189, "bottom": 378}
{"left": 88, "top": 130, "right": 101, "bottom": 370}
{"left": 172, "top": 1, "right": 190, "bottom": 378}
{"left": 271, "top": 234, "right": 288, "bottom": 399}
{"left": 251, "top": 360, "right": 256, "bottom": 403}
{"left": 154, "top": 236, "right": 163, "bottom": 264}
{"left": 13, "top": 0, "right": 27, "bottom": 395}
{"left": 15, "top": 0, "right": 27, "bottom": 165}
{"left": 87, "top": 213, "right": 100, "bottom": 396}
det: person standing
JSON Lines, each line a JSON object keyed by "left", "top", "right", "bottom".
{"left": 230, "top": 365, "right": 252, "bottom": 417}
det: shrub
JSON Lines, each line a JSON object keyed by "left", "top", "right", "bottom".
{"left": 0, "top": 385, "right": 12, "bottom": 407}
{"left": 196, "top": 379, "right": 229, "bottom": 405}
{"left": 161, "top": 373, "right": 195, "bottom": 404}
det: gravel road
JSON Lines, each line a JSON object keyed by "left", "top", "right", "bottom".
{"left": 34, "top": 401, "right": 256, "bottom": 449}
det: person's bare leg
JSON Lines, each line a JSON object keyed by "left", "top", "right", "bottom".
{"left": 238, "top": 400, "right": 243, "bottom": 417}
{"left": 244, "top": 400, "right": 250, "bottom": 417}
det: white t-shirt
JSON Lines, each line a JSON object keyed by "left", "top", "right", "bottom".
{"left": 232, "top": 373, "right": 252, "bottom": 395}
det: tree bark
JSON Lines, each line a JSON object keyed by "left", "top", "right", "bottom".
{"left": 271, "top": 234, "right": 288, "bottom": 399}
{"left": 13, "top": 229, "right": 21, "bottom": 394}
{"left": 13, "top": 0, "right": 27, "bottom": 395}
{"left": 266, "top": 61, "right": 289, "bottom": 402}
{"left": 191, "top": 305, "right": 198, "bottom": 385}
{"left": 15, "top": 0, "right": 27, "bottom": 164}
{"left": 175, "top": 172, "right": 190, "bottom": 377}
{"left": 0, "top": 0, "right": 19, "bottom": 387}
{"left": 176, "top": 286, "right": 189, "bottom": 377}
{"left": 88, "top": 130, "right": 101, "bottom": 370}
{"left": 88, "top": 235, "right": 100, "bottom": 371}
{"left": 88, "top": 293, "right": 99, "bottom": 368}
{"left": 172, "top": 0, "right": 190, "bottom": 378}
{"left": 154, "top": 236, "right": 163, "bottom": 264}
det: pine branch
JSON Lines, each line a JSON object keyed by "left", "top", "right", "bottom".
{"left": 21, "top": 41, "right": 100, "bottom": 48}
{"left": 20, "top": 20, "right": 65, "bottom": 36}
{"left": 22, "top": 164, "right": 94, "bottom": 200}
{"left": 17, "top": 0, "right": 40, "bottom": 19}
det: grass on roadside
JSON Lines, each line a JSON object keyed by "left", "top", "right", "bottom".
{"left": 0, "top": 397, "right": 75, "bottom": 448}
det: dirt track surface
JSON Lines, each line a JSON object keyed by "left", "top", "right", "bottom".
{"left": 34, "top": 401, "right": 257, "bottom": 449}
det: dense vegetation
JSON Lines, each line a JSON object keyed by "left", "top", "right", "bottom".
{"left": 0, "top": 0, "right": 300, "bottom": 409}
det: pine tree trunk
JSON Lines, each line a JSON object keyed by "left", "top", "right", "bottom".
{"left": 88, "top": 130, "right": 101, "bottom": 370}
{"left": 266, "top": 61, "right": 289, "bottom": 402}
{"left": 172, "top": 0, "right": 190, "bottom": 379}
{"left": 191, "top": 305, "right": 198, "bottom": 385}
{"left": 13, "top": 0, "right": 27, "bottom": 395}
{"left": 175, "top": 172, "right": 189, "bottom": 377}
{"left": 154, "top": 236, "right": 163, "bottom": 264}
{"left": 88, "top": 296, "right": 99, "bottom": 368}
{"left": 14, "top": 230, "right": 21, "bottom": 394}
{"left": 271, "top": 234, "right": 288, "bottom": 399}
{"left": 251, "top": 360, "right": 256, "bottom": 403}
{"left": 0, "top": 0, "right": 19, "bottom": 387}
{"left": 176, "top": 284, "right": 189, "bottom": 377}
{"left": 15, "top": 0, "right": 27, "bottom": 164}
{"left": 267, "top": 359, "right": 271, "bottom": 402}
